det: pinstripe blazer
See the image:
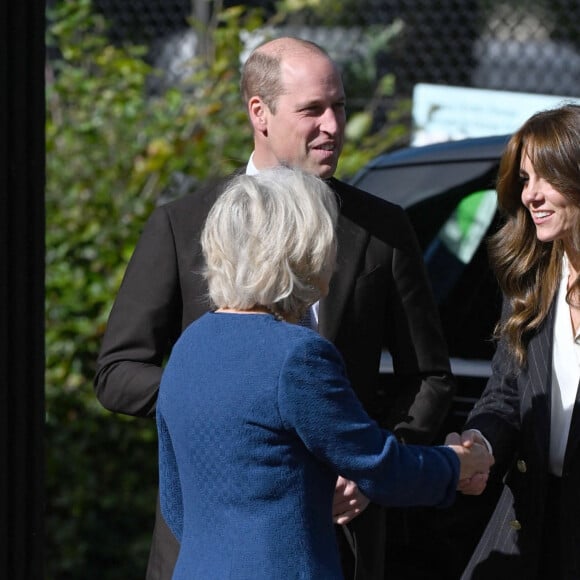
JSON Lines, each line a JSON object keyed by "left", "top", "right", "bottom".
{"left": 461, "top": 301, "right": 580, "bottom": 579}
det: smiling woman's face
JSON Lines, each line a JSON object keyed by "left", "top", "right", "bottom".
{"left": 520, "top": 153, "right": 579, "bottom": 247}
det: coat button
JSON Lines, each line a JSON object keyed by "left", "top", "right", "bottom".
{"left": 516, "top": 459, "right": 527, "bottom": 473}
{"left": 509, "top": 520, "right": 522, "bottom": 530}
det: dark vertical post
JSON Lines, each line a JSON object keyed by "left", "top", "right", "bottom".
{"left": 0, "top": 0, "right": 46, "bottom": 578}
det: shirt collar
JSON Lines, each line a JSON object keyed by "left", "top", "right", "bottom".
{"left": 560, "top": 253, "right": 580, "bottom": 342}
{"left": 246, "top": 152, "right": 259, "bottom": 175}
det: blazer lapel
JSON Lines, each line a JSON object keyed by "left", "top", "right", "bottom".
{"left": 564, "top": 377, "right": 580, "bottom": 470}
{"left": 525, "top": 305, "right": 555, "bottom": 468}
{"left": 563, "top": 315, "right": 580, "bottom": 470}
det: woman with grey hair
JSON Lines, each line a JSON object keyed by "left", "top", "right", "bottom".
{"left": 200, "top": 167, "right": 337, "bottom": 323}
{"left": 156, "top": 166, "right": 492, "bottom": 579}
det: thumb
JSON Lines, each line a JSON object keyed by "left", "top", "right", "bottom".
{"left": 461, "top": 430, "right": 478, "bottom": 448}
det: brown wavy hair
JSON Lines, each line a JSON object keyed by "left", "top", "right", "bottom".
{"left": 488, "top": 103, "right": 580, "bottom": 366}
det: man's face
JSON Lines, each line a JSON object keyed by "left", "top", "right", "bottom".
{"left": 260, "top": 53, "right": 346, "bottom": 179}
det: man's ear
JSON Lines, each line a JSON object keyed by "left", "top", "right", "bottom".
{"left": 248, "top": 96, "right": 268, "bottom": 135}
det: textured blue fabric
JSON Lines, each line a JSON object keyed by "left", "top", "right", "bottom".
{"left": 157, "top": 312, "right": 459, "bottom": 579}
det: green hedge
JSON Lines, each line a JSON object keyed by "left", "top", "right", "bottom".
{"left": 45, "top": 1, "right": 408, "bottom": 577}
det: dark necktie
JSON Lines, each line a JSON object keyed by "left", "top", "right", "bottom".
{"left": 298, "top": 307, "right": 313, "bottom": 329}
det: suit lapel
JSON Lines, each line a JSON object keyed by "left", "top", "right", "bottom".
{"left": 318, "top": 212, "right": 367, "bottom": 342}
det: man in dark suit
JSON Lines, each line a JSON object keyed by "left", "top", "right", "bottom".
{"left": 95, "top": 37, "right": 456, "bottom": 580}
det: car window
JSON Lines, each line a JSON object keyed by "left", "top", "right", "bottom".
{"left": 436, "top": 189, "right": 497, "bottom": 263}
{"left": 405, "top": 187, "right": 502, "bottom": 361}
{"left": 424, "top": 189, "right": 497, "bottom": 304}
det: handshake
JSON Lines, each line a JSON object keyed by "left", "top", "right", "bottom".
{"left": 445, "top": 430, "right": 495, "bottom": 496}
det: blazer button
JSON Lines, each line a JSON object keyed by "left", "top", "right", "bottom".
{"left": 509, "top": 520, "right": 522, "bottom": 530}
{"left": 516, "top": 459, "right": 527, "bottom": 473}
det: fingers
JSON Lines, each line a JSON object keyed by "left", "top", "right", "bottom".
{"left": 333, "top": 477, "right": 355, "bottom": 515}
{"left": 333, "top": 506, "right": 363, "bottom": 525}
{"left": 334, "top": 476, "right": 355, "bottom": 493}
{"left": 448, "top": 429, "right": 489, "bottom": 450}
{"left": 333, "top": 493, "right": 370, "bottom": 524}
{"left": 333, "top": 477, "right": 357, "bottom": 513}
{"left": 334, "top": 475, "right": 348, "bottom": 493}
{"left": 467, "top": 444, "right": 494, "bottom": 478}
{"left": 332, "top": 477, "right": 370, "bottom": 523}
{"left": 446, "top": 430, "right": 494, "bottom": 495}
{"left": 333, "top": 494, "right": 357, "bottom": 514}
{"left": 457, "top": 472, "right": 489, "bottom": 495}
{"left": 444, "top": 432, "right": 461, "bottom": 446}
{"left": 448, "top": 441, "right": 494, "bottom": 485}
{"left": 460, "top": 429, "right": 486, "bottom": 450}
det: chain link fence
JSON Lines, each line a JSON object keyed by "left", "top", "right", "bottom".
{"left": 91, "top": 0, "right": 580, "bottom": 99}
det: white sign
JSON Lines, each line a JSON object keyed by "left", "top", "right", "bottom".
{"left": 412, "top": 83, "right": 580, "bottom": 145}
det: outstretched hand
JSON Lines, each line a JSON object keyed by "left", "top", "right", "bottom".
{"left": 332, "top": 476, "right": 370, "bottom": 525}
{"left": 446, "top": 430, "right": 494, "bottom": 495}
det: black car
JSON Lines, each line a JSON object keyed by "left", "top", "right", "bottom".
{"left": 351, "top": 133, "right": 512, "bottom": 578}
{"left": 351, "top": 134, "right": 510, "bottom": 433}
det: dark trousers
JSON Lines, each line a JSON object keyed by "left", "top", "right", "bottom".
{"left": 146, "top": 496, "right": 179, "bottom": 580}
{"left": 338, "top": 503, "right": 386, "bottom": 580}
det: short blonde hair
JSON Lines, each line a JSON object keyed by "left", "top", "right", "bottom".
{"left": 201, "top": 167, "right": 338, "bottom": 320}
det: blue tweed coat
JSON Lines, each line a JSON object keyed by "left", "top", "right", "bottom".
{"left": 157, "top": 312, "right": 459, "bottom": 579}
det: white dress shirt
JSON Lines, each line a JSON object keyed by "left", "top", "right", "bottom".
{"left": 470, "top": 256, "right": 580, "bottom": 469}
{"left": 549, "top": 254, "right": 580, "bottom": 476}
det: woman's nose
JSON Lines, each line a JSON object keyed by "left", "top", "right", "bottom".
{"left": 521, "top": 178, "right": 540, "bottom": 205}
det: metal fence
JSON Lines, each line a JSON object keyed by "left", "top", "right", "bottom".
{"left": 91, "top": 0, "right": 580, "bottom": 100}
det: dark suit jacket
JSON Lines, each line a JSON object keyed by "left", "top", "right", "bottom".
{"left": 95, "top": 175, "right": 455, "bottom": 579}
{"left": 462, "top": 302, "right": 580, "bottom": 579}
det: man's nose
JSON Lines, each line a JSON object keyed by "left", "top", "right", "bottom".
{"left": 320, "top": 109, "right": 340, "bottom": 134}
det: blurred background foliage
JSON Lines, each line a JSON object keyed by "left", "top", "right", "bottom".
{"left": 45, "top": 0, "right": 409, "bottom": 577}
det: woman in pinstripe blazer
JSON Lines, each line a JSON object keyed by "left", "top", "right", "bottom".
{"left": 457, "top": 104, "right": 580, "bottom": 579}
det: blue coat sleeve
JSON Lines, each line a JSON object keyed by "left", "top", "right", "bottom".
{"left": 277, "top": 334, "right": 459, "bottom": 508}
